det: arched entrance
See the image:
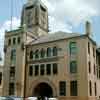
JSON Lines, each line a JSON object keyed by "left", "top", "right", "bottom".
{"left": 33, "top": 82, "right": 53, "bottom": 97}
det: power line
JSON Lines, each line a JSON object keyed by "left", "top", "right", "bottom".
{"left": 10, "top": 0, "right": 26, "bottom": 31}
{"left": 10, "top": 0, "right": 13, "bottom": 30}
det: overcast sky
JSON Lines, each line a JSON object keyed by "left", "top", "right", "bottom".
{"left": 0, "top": 0, "right": 100, "bottom": 65}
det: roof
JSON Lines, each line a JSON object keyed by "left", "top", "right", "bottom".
{"left": 29, "top": 31, "right": 83, "bottom": 45}
{"left": 27, "top": 0, "right": 40, "bottom": 5}
{"left": 25, "top": 0, "right": 47, "bottom": 8}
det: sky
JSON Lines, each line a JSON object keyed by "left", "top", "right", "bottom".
{"left": 0, "top": 0, "right": 100, "bottom": 65}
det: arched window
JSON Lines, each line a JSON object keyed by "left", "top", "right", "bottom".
{"left": 53, "top": 63, "right": 58, "bottom": 74}
{"left": 53, "top": 47, "right": 58, "bottom": 56}
{"left": 8, "top": 38, "right": 11, "bottom": 46}
{"left": 40, "top": 48, "right": 45, "bottom": 58}
{"left": 47, "top": 47, "right": 52, "bottom": 57}
{"left": 35, "top": 49, "right": 39, "bottom": 59}
{"left": 89, "top": 80, "right": 92, "bottom": 96}
{"left": 30, "top": 51, "right": 33, "bottom": 59}
{"left": 17, "top": 37, "right": 21, "bottom": 44}
{"left": 94, "top": 82, "right": 97, "bottom": 96}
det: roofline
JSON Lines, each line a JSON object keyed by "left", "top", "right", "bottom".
{"left": 26, "top": 34, "right": 96, "bottom": 47}
{"left": 5, "top": 26, "right": 23, "bottom": 33}
{"left": 88, "top": 35, "right": 96, "bottom": 45}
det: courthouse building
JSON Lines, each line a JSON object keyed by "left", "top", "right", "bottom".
{"left": 2, "top": 0, "right": 100, "bottom": 100}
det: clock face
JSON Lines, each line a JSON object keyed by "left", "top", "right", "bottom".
{"left": 26, "top": 10, "right": 33, "bottom": 27}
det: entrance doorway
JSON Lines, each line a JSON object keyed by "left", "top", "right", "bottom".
{"left": 33, "top": 82, "right": 53, "bottom": 97}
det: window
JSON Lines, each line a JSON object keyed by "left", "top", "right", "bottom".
{"left": 10, "top": 67, "right": 15, "bottom": 77}
{"left": 27, "top": 11, "right": 32, "bottom": 27}
{"left": 94, "top": 82, "right": 97, "bottom": 96}
{"left": 93, "top": 47, "right": 95, "bottom": 57}
{"left": 46, "top": 64, "right": 51, "bottom": 75}
{"left": 89, "top": 61, "right": 91, "bottom": 73}
{"left": 29, "top": 65, "right": 33, "bottom": 76}
{"left": 35, "top": 7, "right": 38, "bottom": 24}
{"left": 8, "top": 39, "right": 11, "bottom": 46}
{"left": 97, "top": 67, "right": 98, "bottom": 78}
{"left": 70, "top": 81, "right": 78, "bottom": 96}
{"left": 13, "top": 38, "right": 16, "bottom": 45}
{"left": 18, "top": 37, "right": 21, "bottom": 44}
{"left": 11, "top": 49, "right": 16, "bottom": 62}
{"left": 40, "top": 49, "right": 45, "bottom": 58}
{"left": 0, "top": 72, "right": 2, "bottom": 85}
{"left": 70, "top": 42, "right": 77, "bottom": 55}
{"left": 47, "top": 48, "right": 52, "bottom": 57}
{"left": 9, "top": 83, "right": 15, "bottom": 95}
{"left": 40, "top": 64, "right": 45, "bottom": 75}
{"left": 30, "top": 51, "right": 33, "bottom": 59}
{"left": 53, "top": 63, "right": 58, "bottom": 74}
{"left": 59, "top": 81, "right": 66, "bottom": 96}
{"left": 99, "top": 67, "right": 100, "bottom": 79}
{"left": 70, "top": 61, "right": 77, "bottom": 73}
{"left": 35, "top": 50, "right": 39, "bottom": 59}
{"left": 26, "top": 5, "right": 34, "bottom": 10}
{"left": 88, "top": 42, "right": 90, "bottom": 54}
{"left": 34, "top": 65, "right": 39, "bottom": 76}
{"left": 53, "top": 47, "right": 58, "bottom": 56}
{"left": 94, "top": 64, "right": 96, "bottom": 75}
{"left": 89, "top": 81, "right": 92, "bottom": 96}
{"left": 41, "top": 10, "right": 46, "bottom": 26}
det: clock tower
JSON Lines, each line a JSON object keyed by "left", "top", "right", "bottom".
{"left": 21, "top": 0, "right": 48, "bottom": 36}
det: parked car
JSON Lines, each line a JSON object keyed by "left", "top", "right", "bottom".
{"left": 0, "top": 96, "right": 14, "bottom": 100}
{"left": 10, "top": 96, "right": 23, "bottom": 100}
{"left": 26, "top": 97, "right": 37, "bottom": 100}
{"left": 26, "top": 97, "right": 57, "bottom": 100}
{"left": 49, "top": 98, "right": 57, "bottom": 100}
{"left": 0, "top": 96, "right": 23, "bottom": 100}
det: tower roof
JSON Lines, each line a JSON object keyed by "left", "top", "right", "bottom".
{"left": 27, "top": 0, "right": 39, "bottom": 4}
{"left": 26, "top": 0, "right": 47, "bottom": 8}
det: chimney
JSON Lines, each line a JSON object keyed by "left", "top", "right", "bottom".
{"left": 85, "top": 21, "right": 92, "bottom": 36}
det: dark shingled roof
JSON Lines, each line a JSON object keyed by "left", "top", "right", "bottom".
{"left": 29, "top": 31, "right": 83, "bottom": 45}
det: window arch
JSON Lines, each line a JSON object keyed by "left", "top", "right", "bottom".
{"left": 53, "top": 47, "right": 58, "bottom": 56}
{"left": 30, "top": 51, "right": 33, "bottom": 59}
{"left": 40, "top": 48, "right": 45, "bottom": 58}
{"left": 35, "top": 49, "right": 39, "bottom": 59}
{"left": 47, "top": 47, "right": 52, "bottom": 57}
